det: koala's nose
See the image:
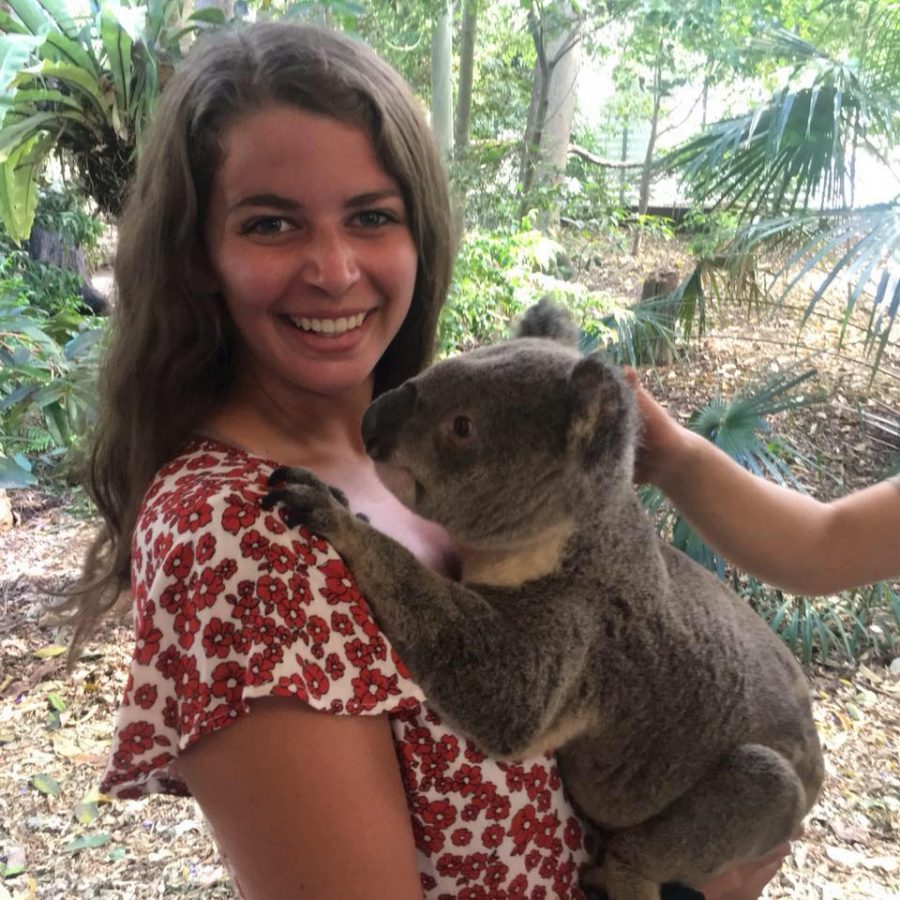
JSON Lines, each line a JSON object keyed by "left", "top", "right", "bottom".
{"left": 362, "top": 382, "right": 417, "bottom": 461}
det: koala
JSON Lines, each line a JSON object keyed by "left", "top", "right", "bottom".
{"left": 263, "top": 299, "right": 823, "bottom": 900}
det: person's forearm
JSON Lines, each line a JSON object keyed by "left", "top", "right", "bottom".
{"left": 655, "top": 433, "right": 900, "bottom": 595}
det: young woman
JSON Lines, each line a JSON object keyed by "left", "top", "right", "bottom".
{"left": 73, "top": 22, "right": 794, "bottom": 899}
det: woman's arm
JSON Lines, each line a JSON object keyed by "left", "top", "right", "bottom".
{"left": 627, "top": 370, "right": 900, "bottom": 595}
{"left": 177, "top": 698, "right": 422, "bottom": 900}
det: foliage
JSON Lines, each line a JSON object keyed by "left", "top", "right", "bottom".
{"left": 0, "top": 291, "right": 103, "bottom": 487}
{"left": 449, "top": 137, "right": 525, "bottom": 230}
{"left": 0, "top": 186, "right": 104, "bottom": 316}
{"left": 736, "top": 203, "right": 900, "bottom": 371}
{"left": 438, "top": 214, "right": 665, "bottom": 357}
{"left": 560, "top": 132, "right": 626, "bottom": 232}
{"left": 29, "top": 186, "right": 105, "bottom": 258}
{"left": 439, "top": 225, "right": 567, "bottom": 353}
{"left": 664, "top": 22, "right": 900, "bottom": 361}
{"left": 680, "top": 208, "right": 740, "bottom": 259}
{"left": 0, "top": 0, "right": 226, "bottom": 237}
{"left": 747, "top": 579, "right": 900, "bottom": 666}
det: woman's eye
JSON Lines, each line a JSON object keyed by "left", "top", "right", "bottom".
{"left": 356, "top": 210, "right": 392, "bottom": 228}
{"left": 243, "top": 217, "right": 291, "bottom": 236}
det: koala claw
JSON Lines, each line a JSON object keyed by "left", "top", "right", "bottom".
{"left": 267, "top": 466, "right": 350, "bottom": 507}
{"left": 263, "top": 485, "right": 343, "bottom": 535}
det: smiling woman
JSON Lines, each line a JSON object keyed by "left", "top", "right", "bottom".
{"left": 61, "top": 20, "right": 798, "bottom": 900}
{"left": 202, "top": 107, "right": 419, "bottom": 411}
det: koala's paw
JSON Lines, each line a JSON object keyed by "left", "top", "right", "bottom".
{"left": 262, "top": 467, "right": 351, "bottom": 538}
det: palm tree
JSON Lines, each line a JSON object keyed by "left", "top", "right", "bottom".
{"left": 663, "top": 17, "right": 900, "bottom": 366}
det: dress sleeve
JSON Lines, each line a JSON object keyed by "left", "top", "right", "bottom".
{"left": 100, "top": 463, "right": 425, "bottom": 799}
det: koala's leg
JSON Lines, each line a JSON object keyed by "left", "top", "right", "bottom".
{"left": 585, "top": 743, "right": 806, "bottom": 900}
{"left": 264, "top": 469, "right": 575, "bottom": 758}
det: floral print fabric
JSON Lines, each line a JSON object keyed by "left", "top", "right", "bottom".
{"left": 100, "top": 439, "right": 589, "bottom": 897}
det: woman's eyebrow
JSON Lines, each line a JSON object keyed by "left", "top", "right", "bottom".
{"left": 228, "top": 193, "right": 300, "bottom": 213}
{"left": 346, "top": 189, "right": 404, "bottom": 208}
{"left": 227, "top": 188, "right": 403, "bottom": 215}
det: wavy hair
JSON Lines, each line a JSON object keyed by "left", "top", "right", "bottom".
{"left": 65, "top": 22, "right": 455, "bottom": 652}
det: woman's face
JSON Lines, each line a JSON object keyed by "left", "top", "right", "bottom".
{"left": 204, "top": 105, "right": 418, "bottom": 402}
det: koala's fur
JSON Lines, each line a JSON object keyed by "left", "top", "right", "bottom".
{"left": 264, "top": 300, "right": 823, "bottom": 900}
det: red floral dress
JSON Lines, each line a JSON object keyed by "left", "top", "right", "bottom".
{"left": 100, "top": 439, "right": 590, "bottom": 898}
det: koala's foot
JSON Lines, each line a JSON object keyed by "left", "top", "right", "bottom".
{"left": 599, "top": 743, "right": 806, "bottom": 894}
{"left": 262, "top": 466, "right": 354, "bottom": 538}
{"left": 580, "top": 858, "right": 657, "bottom": 900}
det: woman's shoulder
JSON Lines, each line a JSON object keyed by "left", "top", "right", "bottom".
{"left": 143, "top": 437, "right": 273, "bottom": 511}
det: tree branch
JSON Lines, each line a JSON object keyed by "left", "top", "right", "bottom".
{"left": 569, "top": 144, "right": 644, "bottom": 169}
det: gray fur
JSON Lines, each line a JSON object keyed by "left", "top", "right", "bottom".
{"left": 515, "top": 295, "right": 583, "bottom": 347}
{"left": 264, "top": 301, "right": 823, "bottom": 899}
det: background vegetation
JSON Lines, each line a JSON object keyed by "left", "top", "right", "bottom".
{"left": 0, "top": 0, "right": 898, "bottom": 673}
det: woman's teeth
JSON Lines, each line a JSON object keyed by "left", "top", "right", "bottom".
{"left": 287, "top": 312, "right": 367, "bottom": 336}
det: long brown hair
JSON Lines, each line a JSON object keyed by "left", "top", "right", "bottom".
{"left": 65, "top": 22, "right": 455, "bottom": 652}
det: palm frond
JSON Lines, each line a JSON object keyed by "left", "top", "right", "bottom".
{"left": 663, "top": 27, "right": 900, "bottom": 219}
{"left": 735, "top": 200, "right": 900, "bottom": 361}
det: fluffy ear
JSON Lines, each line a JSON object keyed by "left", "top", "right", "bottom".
{"left": 514, "top": 296, "right": 581, "bottom": 347}
{"left": 568, "top": 354, "right": 625, "bottom": 463}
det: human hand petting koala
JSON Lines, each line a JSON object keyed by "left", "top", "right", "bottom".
{"left": 264, "top": 299, "right": 822, "bottom": 900}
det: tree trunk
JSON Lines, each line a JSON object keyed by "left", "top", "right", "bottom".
{"left": 454, "top": 0, "right": 478, "bottom": 152}
{"left": 619, "top": 122, "right": 629, "bottom": 206}
{"left": 631, "top": 40, "right": 663, "bottom": 257}
{"left": 633, "top": 267, "right": 680, "bottom": 366}
{"left": 519, "top": 2, "right": 582, "bottom": 227}
{"left": 431, "top": 1, "right": 454, "bottom": 162}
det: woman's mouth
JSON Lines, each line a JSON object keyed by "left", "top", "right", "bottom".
{"left": 285, "top": 311, "right": 368, "bottom": 336}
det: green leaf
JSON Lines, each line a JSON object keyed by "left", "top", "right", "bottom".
{"left": 63, "top": 833, "right": 110, "bottom": 854}
{"left": 40, "top": 399, "right": 71, "bottom": 446}
{"left": 0, "top": 10, "right": 32, "bottom": 35}
{"left": 31, "top": 773, "right": 61, "bottom": 797}
{"left": 188, "top": 7, "right": 226, "bottom": 24}
{"left": 0, "top": 34, "right": 42, "bottom": 94}
{"left": 36, "top": 60, "right": 105, "bottom": 110}
{"left": 47, "top": 692, "right": 65, "bottom": 711}
{"left": 0, "top": 452, "right": 36, "bottom": 487}
{"left": 33, "top": 643, "right": 66, "bottom": 658}
{"left": 0, "top": 844, "right": 25, "bottom": 878}
{"left": 100, "top": 6, "right": 143, "bottom": 123}
{"left": 6, "top": 0, "right": 55, "bottom": 36}
{"left": 0, "top": 110, "right": 56, "bottom": 161}
{"left": 0, "top": 130, "right": 51, "bottom": 242}
{"left": 42, "top": 31, "right": 99, "bottom": 76}
{"left": 29, "top": 0, "right": 79, "bottom": 38}
{"left": 73, "top": 800, "right": 99, "bottom": 825}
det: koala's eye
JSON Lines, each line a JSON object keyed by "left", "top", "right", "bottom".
{"left": 452, "top": 416, "right": 473, "bottom": 439}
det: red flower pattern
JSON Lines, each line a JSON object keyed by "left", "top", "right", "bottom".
{"left": 100, "top": 439, "right": 588, "bottom": 897}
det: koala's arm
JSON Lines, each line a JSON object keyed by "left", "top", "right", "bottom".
{"left": 264, "top": 471, "right": 579, "bottom": 757}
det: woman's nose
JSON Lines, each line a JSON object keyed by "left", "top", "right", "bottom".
{"left": 299, "top": 226, "right": 360, "bottom": 295}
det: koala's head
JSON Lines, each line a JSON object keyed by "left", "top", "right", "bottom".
{"left": 362, "top": 327, "right": 636, "bottom": 548}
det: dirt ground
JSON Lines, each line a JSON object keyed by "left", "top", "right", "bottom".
{"left": 1, "top": 235, "right": 899, "bottom": 898}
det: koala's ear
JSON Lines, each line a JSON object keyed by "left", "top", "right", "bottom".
{"left": 568, "top": 354, "right": 624, "bottom": 459}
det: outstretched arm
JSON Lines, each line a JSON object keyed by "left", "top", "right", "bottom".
{"left": 626, "top": 370, "right": 900, "bottom": 595}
